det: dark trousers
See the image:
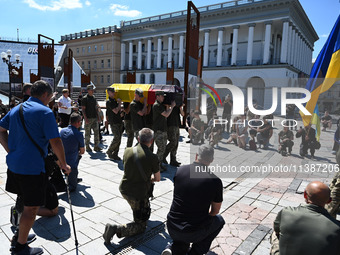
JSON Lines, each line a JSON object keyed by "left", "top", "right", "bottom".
{"left": 167, "top": 215, "right": 225, "bottom": 255}
{"left": 59, "top": 113, "right": 70, "bottom": 128}
{"left": 300, "top": 142, "right": 315, "bottom": 156}
{"left": 68, "top": 167, "right": 78, "bottom": 191}
{"left": 281, "top": 140, "right": 294, "bottom": 153}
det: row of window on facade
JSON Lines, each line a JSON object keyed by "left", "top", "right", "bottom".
{"left": 76, "top": 44, "right": 105, "bottom": 54}
{"left": 92, "top": 75, "right": 111, "bottom": 85}
{"left": 80, "top": 59, "right": 111, "bottom": 70}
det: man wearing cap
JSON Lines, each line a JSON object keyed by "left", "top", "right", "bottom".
{"left": 153, "top": 91, "right": 175, "bottom": 171}
{"left": 82, "top": 85, "right": 101, "bottom": 152}
{"left": 130, "top": 88, "right": 147, "bottom": 142}
{"left": 162, "top": 145, "right": 225, "bottom": 255}
{"left": 57, "top": 89, "right": 72, "bottom": 128}
{"left": 106, "top": 86, "right": 123, "bottom": 160}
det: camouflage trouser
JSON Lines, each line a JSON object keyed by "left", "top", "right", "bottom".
{"left": 124, "top": 120, "right": 134, "bottom": 148}
{"left": 85, "top": 118, "right": 99, "bottom": 147}
{"left": 107, "top": 123, "right": 123, "bottom": 156}
{"left": 117, "top": 194, "right": 150, "bottom": 238}
{"left": 325, "top": 149, "right": 340, "bottom": 217}
{"left": 154, "top": 130, "right": 167, "bottom": 164}
{"left": 270, "top": 232, "right": 280, "bottom": 255}
{"left": 165, "top": 126, "right": 180, "bottom": 162}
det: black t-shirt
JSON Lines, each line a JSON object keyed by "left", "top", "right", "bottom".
{"left": 130, "top": 100, "right": 145, "bottom": 131}
{"left": 82, "top": 94, "right": 98, "bottom": 118}
{"left": 152, "top": 100, "right": 167, "bottom": 132}
{"left": 322, "top": 115, "right": 332, "bottom": 121}
{"left": 260, "top": 122, "right": 273, "bottom": 138}
{"left": 167, "top": 162, "right": 223, "bottom": 232}
{"left": 167, "top": 106, "right": 180, "bottom": 127}
{"left": 223, "top": 100, "right": 233, "bottom": 115}
{"left": 123, "top": 102, "right": 131, "bottom": 121}
{"left": 106, "top": 97, "right": 122, "bottom": 124}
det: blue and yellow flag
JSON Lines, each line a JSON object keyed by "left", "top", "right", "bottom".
{"left": 301, "top": 15, "right": 340, "bottom": 127}
{"left": 311, "top": 104, "right": 321, "bottom": 141}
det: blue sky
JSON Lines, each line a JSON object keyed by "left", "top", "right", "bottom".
{"left": 0, "top": 0, "right": 339, "bottom": 60}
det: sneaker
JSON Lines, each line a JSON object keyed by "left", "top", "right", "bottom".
{"left": 103, "top": 224, "right": 118, "bottom": 244}
{"left": 10, "top": 206, "right": 20, "bottom": 227}
{"left": 11, "top": 233, "right": 37, "bottom": 250}
{"left": 94, "top": 146, "right": 102, "bottom": 152}
{"left": 77, "top": 178, "right": 83, "bottom": 183}
{"left": 86, "top": 145, "right": 92, "bottom": 152}
{"left": 161, "top": 244, "right": 172, "bottom": 255}
{"left": 311, "top": 155, "right": 316, "bottom": 160}
{"left": 11, "top": 243, "right": 43, "bottom": 255}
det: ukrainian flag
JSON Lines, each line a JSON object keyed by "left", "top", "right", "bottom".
{"left": 311, "top": 104, "right": 321, "bottom": 141}
{"left": 301, "top": 15, "right": 340, "bottom": 128}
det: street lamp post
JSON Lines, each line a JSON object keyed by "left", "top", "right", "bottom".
{"left": 1, "top": 50, "right": 20, "bottom": 100}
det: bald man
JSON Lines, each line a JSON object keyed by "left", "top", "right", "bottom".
{"left": 271, "top": 181, "right": 340, "bottom": 255}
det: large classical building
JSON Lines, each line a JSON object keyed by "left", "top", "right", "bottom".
{"left": 60, "top": 26, "right": 121, "bottom": 91}
{"left": 61, "top": 0, "right": 320, "bottom": 111}
{"left": 120, "top": 0, "right": 318, "bottom": 110}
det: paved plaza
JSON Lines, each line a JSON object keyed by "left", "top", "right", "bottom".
{"left": 0, "top": 110, "right": 339, "bottom": 255}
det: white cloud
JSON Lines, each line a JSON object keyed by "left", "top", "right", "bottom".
{"left": 85, "top": 0, "right": 91, "bottom": 6}
{"left": 110, "top": 4, "right": 141, "bottom": 18}
{"left": 23, "top": 0, "right": 83, "bottom": 11}
{"left": 320, "top": 34, "right": 329, "bottom": 38}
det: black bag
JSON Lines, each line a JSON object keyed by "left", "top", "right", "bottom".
{"left": 312, "top": 140, "right": 321, "bottom": 150}
{"left": 49, "top": 168, "right": 66, "bottom": 192}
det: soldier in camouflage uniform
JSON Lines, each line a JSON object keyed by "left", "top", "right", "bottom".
{"left": 153, "top": 91, "right": 176, "bottom": 172}
{"left": 163, "top": 104, "right": 185, "bottom": 167}
{"left": 82, "top": 85, "right": 101, "bottom": 152}
{"left": 130, "top": 88, "right": 147, "bottom": 143}
{"left": 123, "top": 102, "right": 134, "bottom": 148}
{"left": 106, "top": 87, "right": 123, "bottom": 160}
{"left": 103, "top": 128, "right": 160, "bottom": 242}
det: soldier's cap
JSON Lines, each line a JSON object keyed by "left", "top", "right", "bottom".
{"left": 87, "top": 85, "right": 94, "bottom": 90}
{"left": 62, "top": 89, "right": 69, "bottom": 93}
{"left": 106, "top": 86, "right": 115, "bottom": 92}
{"left": 135, "top": 88, "right": 144, "bottom": 97}
{"left": 155, "top": 91, "right": 164, "bottom": 96}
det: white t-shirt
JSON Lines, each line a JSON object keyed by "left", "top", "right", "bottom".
{"left": 57, "top": 95, "right": 72, "bottom": 115}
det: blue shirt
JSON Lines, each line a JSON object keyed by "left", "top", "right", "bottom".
{"left": 0, "top": 97, "right": 60, "bottom": 175}
{"left": 60, "top": 125, "right": 84, "bottom": 169}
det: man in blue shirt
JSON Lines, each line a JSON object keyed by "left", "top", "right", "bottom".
{"left": 60, "top": 112, "right": 85, "bottom": 192}
{"left": 0, "top": 80, "right": 71, "bottom": 255}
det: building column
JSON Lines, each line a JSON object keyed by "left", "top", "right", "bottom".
{"left": 277, "top": 36, "right": 281, "bottom": 64}
{"left": 129, "top": 41, "right": 133, "bottom": 70}
{"left": 287, "top": 24, "right": 293, "bottom": 65}
{"left": 263, "top": 21, "right": 272, "bottom": 64}
{"left": 231, "top": 25, "right": 239, "bottom": 65}
{"left": 167, "top": 34, "right": 173, "bottom": 68}
{"left": 121, "top": 42, "right": 126, "bottom": 70}
{"left": 247, "top": 23, "right": 255, "bottom": 65}
{"left": 298, "top": 35, "right": 303, "bottom": 71}
{"left": 137, "top": 40, "right": 142, "bottom": 70}
{"left": 216, "top": 28, "right": 224, "bottom": 66}
{"left": 157, "top": 36, "right": 162, "bottom": 69}
{"left": 203, "top": 30, "right": 210, "bottom": 67}
{"left": 280, "top": 19, "right": 289, "bottom": 63}
{"left": 147, "top": 38, "right": 152, "bottom": 69}
{"left": 178, "top": 33, "right": 184, "bottom": 68}
{"left": 293, "top": 31, "right": 299, "bottom": 68}
{"left": 290, "top": 28, "right": 297, "bottom": 68}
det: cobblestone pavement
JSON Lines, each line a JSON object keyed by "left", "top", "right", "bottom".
{"left": 0, "top": 111, "right": 338, "bottom": 255}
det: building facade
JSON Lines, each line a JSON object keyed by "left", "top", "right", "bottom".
{"left": 120, "top": 0, "right": 318, "bottom": 110}
{"left": 60, "top": 26, "right": 121, "bottom": 91}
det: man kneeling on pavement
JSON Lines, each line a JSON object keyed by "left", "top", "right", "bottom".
{"left": 270, "top": 181, "right": 340, "bottom": 255}
{"left": 162, "top": 144, "right": 225, "bottom": 255}
{"left": 103, "top": 128, "right": 160, "bottom": 243}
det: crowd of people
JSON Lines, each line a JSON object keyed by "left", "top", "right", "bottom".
{"left": 0, "top": 82, "right": 340, "bottom": 255}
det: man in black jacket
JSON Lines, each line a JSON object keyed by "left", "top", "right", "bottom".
{"left": 296, "top": 123, "right": 317, "bottom": 159}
